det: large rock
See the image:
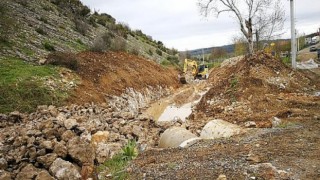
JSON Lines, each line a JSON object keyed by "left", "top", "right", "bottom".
{"left": 159, "top": 127, "right": 197, "bottom": 148}
{"left": 49, "top": 158, "right": 81, "bottom": 180}
{"left": 200, "top": 119, "right": 243, "bottom": 139}
{"left": 67, "top": 137, "right": 95, "bottom": 165}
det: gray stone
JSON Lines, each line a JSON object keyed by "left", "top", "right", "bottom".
{"left": 49, "top": 158, "right": 81, "bottom": 180}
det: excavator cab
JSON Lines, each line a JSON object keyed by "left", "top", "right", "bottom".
{"left": 180, "top": 59, "right": 209, "bottom": 84}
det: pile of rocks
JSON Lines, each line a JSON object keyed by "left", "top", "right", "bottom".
{"left": 0, "top": 103, "right": 183, "bottom": 179}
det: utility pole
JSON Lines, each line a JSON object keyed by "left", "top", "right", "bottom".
{"left": 290, "top": 0, "right": 296, "bottom": 69}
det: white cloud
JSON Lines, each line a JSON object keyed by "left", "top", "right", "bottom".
{"left": 81, "top": 0, "right": 320, "bottom": 50}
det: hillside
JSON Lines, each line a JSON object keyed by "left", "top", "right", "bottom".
{"left": 0, "top": 0, "right": 177, "bottom": 63}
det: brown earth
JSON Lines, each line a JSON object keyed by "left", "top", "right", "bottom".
{"left": 128, "top": 52, "right": 320, "bottom": 179}
{"left": 189, "top": 52, "right": 320, "bottom": 132}
{"left": 67, "top": 51, "right": 180, "bottom": 104}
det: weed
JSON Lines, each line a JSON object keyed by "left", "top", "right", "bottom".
{"left": 98, "top": 140, "right": 137, "bottom": 179}
{"left": 91, "top": 32, "right": 113, "bottom": 52}
{"left": 76, "top": 38, "right": 84, "bottom": 45}
{"left": 111, "top": 37, "right": 127, "bottom": 52}
{"left": 121, "top": 140, "right": 137, "bottom": 161}
{"left": 74, "top": 18, "right": 89, "bottom": 36}
{"left": 130, "top": 48, "right": 139, "bottom": 56}
{"left": 277, "top": 122, "right": 296, "bottom": 128}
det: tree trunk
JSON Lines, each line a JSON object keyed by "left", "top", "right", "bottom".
{"left": 246, "top": 18, "right": 254, "bottom": 55}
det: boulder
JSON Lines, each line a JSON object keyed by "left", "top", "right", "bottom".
{"left": 61, "top": 130, "right": 76, "bottom": 142}
{"left": 49, "top": 158, "right": 81, "bottom": 180}
{"left": 0, "top": 158, "right": 8, "bottom": 169}
{"left": 159, "top": 127, "right": 197, "bottom": 148}
{"left": 200, "top": 119, "right": 243, "bottom": 139}
{"left": 40, "top": 140, "right": 53, "bottom": 150}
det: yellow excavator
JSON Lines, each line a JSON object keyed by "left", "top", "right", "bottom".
{"left": 180, "top": 59, "right": 209, "bottom": 84}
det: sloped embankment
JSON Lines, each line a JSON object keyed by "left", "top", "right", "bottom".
{"left": 190, "top": 52, "right": 320, "bottom": 131}
{"left": 68, "top": 51, "right": 180, "bottom": 105}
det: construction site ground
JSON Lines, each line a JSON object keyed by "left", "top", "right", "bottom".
{"left": 128, "top": 52, "right": 320, "bottom": 179}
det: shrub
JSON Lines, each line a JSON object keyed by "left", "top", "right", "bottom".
{"left": 147, "top": 49, "right": 153, "bottom": 56}
{"left": 36, "top": 27, "right": 47, "bottom": 35}
{"left": 39, "top": 16, "right": 48, "bottom": 24}
{"left": 156, "top": 49, "right": 162, "bottom": 56}
{"left": 111, "top": 37, "right": 127, "bottom": 52}
{"left": 43, "top": 41, "right": 55, "bottom": 51}
{"left": 90, "top": 32, "right": 113, "bottom": 52}
{"left": 46, "top": 52, "right": 78, "bottom": 70}
{"left": 130, "top": 48, "right": 139, "bottom": 56}
{"left": 80, "top": 5, "right": 90, "bottom": 17}
{"left": 74, "top": 19, "right": 89, "bottom": 36}
{"left": 121, "top": 140, "right": 137, "bottom": 161}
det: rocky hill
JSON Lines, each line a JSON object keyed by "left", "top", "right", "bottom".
{"left": 0, "top": 0, "right": 178, "bottom": 64}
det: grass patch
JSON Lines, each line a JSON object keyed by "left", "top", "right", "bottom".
{"left": 43, "top": 41, "right": 55, "bottom": 51}
{"left": 0, "top": 57, "right": 67, "bottom": 113}
{"left": 98, "top": 140, "right": 137, "bottom": 180}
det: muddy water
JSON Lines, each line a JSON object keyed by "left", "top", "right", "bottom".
{"left": 144, "top": 85, "right": 208, "bottom": 122}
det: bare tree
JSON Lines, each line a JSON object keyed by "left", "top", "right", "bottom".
{"left": 198, "top": 0, "right": 285, "bottom": 55}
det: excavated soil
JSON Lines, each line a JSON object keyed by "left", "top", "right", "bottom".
{"left": 189, "top": 52, "right": 320, "bottom": 132}
{"left": 68, "top": 51, "right": 180, "bottom": 104}
{"left": 128, "top": 52, "right": 320, "bottom": 179}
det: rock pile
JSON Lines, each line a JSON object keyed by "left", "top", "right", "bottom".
{"left": 0, "top": 103, "right": 184, "bottom": 179}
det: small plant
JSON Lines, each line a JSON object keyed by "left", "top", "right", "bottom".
{"left": 121, "top": 140, "right": 137, "bottom": 161}
{"left": 76, "top": 38, "right": 84, "bottom": 45}
{"left": 98, "top": 140, "right": 138, "bottom": 179}
{"left": 43, "top": 41, "right": 55, "bottom": 51}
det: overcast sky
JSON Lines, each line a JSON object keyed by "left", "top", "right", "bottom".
{"left": 80, "top": 0, "right": 320, "bottom": 51}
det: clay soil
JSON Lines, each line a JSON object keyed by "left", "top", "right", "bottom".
{"left": 67, "top": 51, "right": 180, "bottom": 104}
{"left": 128, "top": 52, "right": 320, "bottom": 179}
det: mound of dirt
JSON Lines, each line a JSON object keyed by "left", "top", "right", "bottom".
{"left": 68, "top": 51, "right": 180, "bottom": 104}
{"left": 190, "top": 52, "right": 320, "bottom": 131}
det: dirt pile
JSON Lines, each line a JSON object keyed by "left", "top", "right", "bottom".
{"left": 68, "top": 51, "right": 180, "bottom": 104}
{"left": 190, "top": 52, "right": 320, "bottom": 132}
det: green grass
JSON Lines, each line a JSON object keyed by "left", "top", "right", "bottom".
{"left": 0, "top": 57, "right": 67, "bottom": 113}
{"left": 98, "top": 140, "right": 137, "bottom": 180}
